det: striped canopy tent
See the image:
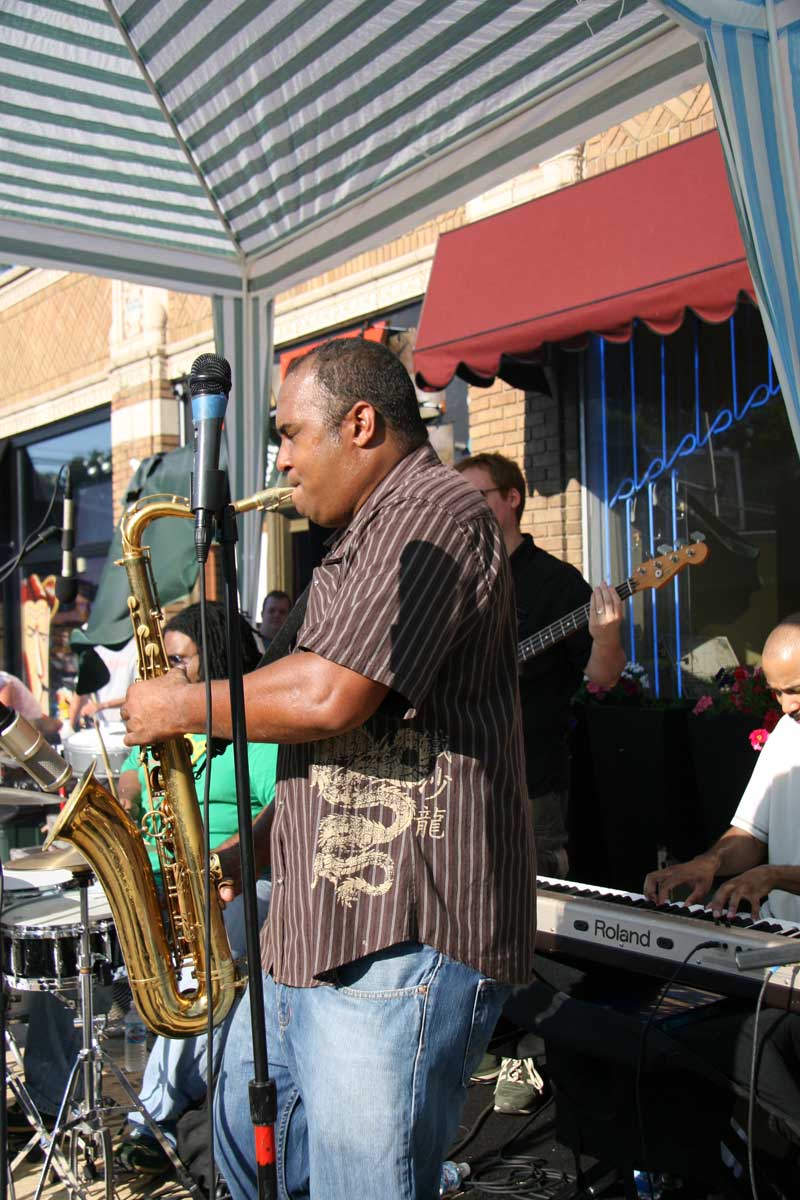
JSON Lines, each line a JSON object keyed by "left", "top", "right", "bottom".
{"left": 1, "top": 1, "right": 798, "bottom": 608}
{"left": 656, "top": 0, "right": 800, "bottom": 453}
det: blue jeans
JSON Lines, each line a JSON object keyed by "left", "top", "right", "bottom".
{"left": 23, "top": 984, "right": 113, "bottom": 1116}
{"left": 130, "top": 878, "right": 271, "bottom": 1140}
{"left": 214, "top": 942, "right": 510, "bottom": 1200}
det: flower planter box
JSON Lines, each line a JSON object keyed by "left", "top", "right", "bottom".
{"left": 568, "top": 705, "right": 702, "bottom": 893}
{"left": 685, "top": 712, "right": 762, "bottom": 845}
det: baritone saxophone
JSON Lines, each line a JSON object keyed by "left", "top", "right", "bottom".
{"left": 44, "top": 486, "right": 294, "bottom": 1038}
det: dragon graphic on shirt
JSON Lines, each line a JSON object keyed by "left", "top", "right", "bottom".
{"left": 310, "top": 726, "right": 451, "bottom": 907}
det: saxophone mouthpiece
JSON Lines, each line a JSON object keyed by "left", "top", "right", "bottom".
{"left": 232, "top": 487, "right": 295, "bottom": 515}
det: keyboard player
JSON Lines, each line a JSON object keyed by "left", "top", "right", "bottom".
{"left": 644, "top": 616, "right": 800, "bottom": 924}
{"left": 642, "top": 616, "right": 800, "bottom": 1154}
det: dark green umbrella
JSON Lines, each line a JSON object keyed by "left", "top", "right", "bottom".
{"left": 72, "top": 445, "right": 199, "bottom": 653}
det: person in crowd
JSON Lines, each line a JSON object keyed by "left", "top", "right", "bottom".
{"left": 0, "top": 668, "right": 62, "bottom": 739}
{"left": 642, "top": 614, "right": 800, "bottom": 1149}
{"left": 69, "top": 636, "right": 139, "bottom": 730}
{"left": 120, "top": 336, "right": 536, "bottom": 1200}
{"left": 8, "top": 603, "right": 276, "bottom": 1169}
{"left": 456, "top": 451, "right": 625, "bottom": 1114}
{"left": 257, "top": 589, "right": 291, "bottom": 652}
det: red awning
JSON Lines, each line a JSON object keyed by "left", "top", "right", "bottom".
{"left": 414, "top": 132, "right": 755, "bottom": 391}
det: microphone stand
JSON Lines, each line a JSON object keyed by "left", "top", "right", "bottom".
{"left": 1, "top": 855, "right": 7, "bottom": 1200}
{"left": 199, "top": 497, "right": 276, "bottom": 1200}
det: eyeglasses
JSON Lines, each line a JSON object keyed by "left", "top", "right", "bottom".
{"left": 167, "top": 653, "right": 196, "bottom": 668}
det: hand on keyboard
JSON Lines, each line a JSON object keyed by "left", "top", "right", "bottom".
{"left": 643, "top": 855, "right": 718, "bottom": 906}
{"left": 710, "top": 865, "right": 775, "bottom": 920}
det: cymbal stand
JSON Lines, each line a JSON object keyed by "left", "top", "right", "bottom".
{"left": 4, "top": 1014, "right": 84, "bottom": 1200}
{"left": 33, "top": 868, "right": 202, "bottom": 1200}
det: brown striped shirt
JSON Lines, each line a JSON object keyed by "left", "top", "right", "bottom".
{"left": 260, "top": 444, "right": 536, "bottom": 987}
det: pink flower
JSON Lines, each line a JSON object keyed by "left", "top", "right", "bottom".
{"left": 734, "top": 666, "right": 749, "bottom": 682}
{"left": 586, "top": 682, "right": 606, "bottom": 698}
{"left": 692, "top": 695, "right": 714, "bottom": 715}
{"left": 749, "top": 728, "right": 769, "bottom": 752}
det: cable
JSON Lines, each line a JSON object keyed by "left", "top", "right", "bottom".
{"left": 450, "top": 1093, "right": 560, "bottom": 1198}
{"left": 0, "top": 464, "right": 66, "bottom": 584}
{"left": 463, "top": 1153, "right": 569, "bottom": 1198}
{"left": 448, "top": 1096, "right": 495, "bottom": 1159}
{"left": 746, "top": 970, "right": 772, "bottom": 1200}
{"left": 634, "top": 940, "right": 724, "bottom": 1198}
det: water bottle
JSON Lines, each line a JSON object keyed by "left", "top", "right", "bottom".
{"left": 632, "top": 1169, "right": 664, "bottom": 1199}
{"left": 123, "top": 1004, "right": 148, "bottom": 1073}
{"left": 439, "top": 1160, "right": 470, "bottom": 1196}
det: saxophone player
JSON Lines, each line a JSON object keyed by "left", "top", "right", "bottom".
{"left": 121, "top": 337, "right": 537, "bottom": 1200}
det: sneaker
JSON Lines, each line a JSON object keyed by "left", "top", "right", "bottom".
{"left": 493, "top": 1056, "right": 546, "bottom": 1114}
{"left": 470, "top": 1051, "right": 502, "bottom": 1083}
{"left": 118, "top": 1134, "right": 172, "bottom": 1176}
{"left": 6, "top": 1101, "right": 55, "bottom": 1139}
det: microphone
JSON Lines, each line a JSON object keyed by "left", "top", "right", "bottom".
{"left": 55, "top": 466, "right": 78, "bottom": 605}
{"left": 0, "top": 701, "right": 72, "bottom": 792}
{"left": 189, "top": 353, "right": 231, "bottom": 563}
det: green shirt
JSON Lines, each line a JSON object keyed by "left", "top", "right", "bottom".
{"left": 120, "top": 736, "right": 277, "bottom": 877}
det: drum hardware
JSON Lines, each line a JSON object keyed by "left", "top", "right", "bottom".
{"left": 4, "top": 1023, "right": 85, "bottom": 1199}
{"left": 8, "top": 845, "right": 89, "bottom": 873}
{"left": 15, "top": 866, "right": 204, "bottom": 1200}
{"left": 0, "top": 786, "right": 63, "bottom": 808}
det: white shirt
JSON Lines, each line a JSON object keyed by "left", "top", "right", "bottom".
{"left": 93, "top": 638, "right": 138, "bottom": 723}
{"left": 731, "top": 713, "right": 800, "bottom": 924}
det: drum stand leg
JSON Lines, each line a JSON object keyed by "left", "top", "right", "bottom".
{"left": 4, "top": 1023, "right": 84, "bottom": 1200}
{"left": 32, "top": 872, "right": 203, "bottom": 1200}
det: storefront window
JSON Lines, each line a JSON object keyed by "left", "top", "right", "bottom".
{"left": 19, "top": 421, "right": 112, "bottom": 547}
{"left": 9, "top": 416, "right": 112, "bottom": 721}
{"left": 583, "top": 306, "right": 798, "bottom": 696}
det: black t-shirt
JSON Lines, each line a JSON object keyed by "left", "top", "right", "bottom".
{"left": 511, "top": 534, "right": 592, "bottom": 795}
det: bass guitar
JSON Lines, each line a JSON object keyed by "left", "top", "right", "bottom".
{"left": 518, "top": 539, "right": 709, "bottom": 664}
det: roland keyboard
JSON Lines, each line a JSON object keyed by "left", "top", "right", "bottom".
{"left": 535, "top": 877, "right": 800, "bottom": 1011}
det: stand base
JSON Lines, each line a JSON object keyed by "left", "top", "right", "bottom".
{"left": 26, "top": 1044, "right": 203, "bottom": 1200}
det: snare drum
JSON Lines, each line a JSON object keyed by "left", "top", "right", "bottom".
{"left": 1, "top": 884, "right": 121, "bottom": 992}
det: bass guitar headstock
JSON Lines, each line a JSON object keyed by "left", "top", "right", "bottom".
{"left": 632, "top": 536, "right": 709, "bottom": 593}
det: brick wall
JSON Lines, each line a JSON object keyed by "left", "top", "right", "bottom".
{"left": 467, "top": 374, "right": 583, "bottom": 568}
{"left": 2, "top": 274, "right": 111, "bottom": 409}
{"left": 167, "top": 291, "right": 213, "bottom": 347}
{"left": 584, "top": 84, "right": 715, "bottom": 175}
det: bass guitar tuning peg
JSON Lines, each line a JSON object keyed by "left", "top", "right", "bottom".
{"left": 690, "top": 531, "right": 706, "bottom": 543}
{"left": 656, "top": 544, "right": 671, "bottom": 556}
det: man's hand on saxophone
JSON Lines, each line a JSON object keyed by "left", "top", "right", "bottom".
{"left": 120, "top": 669, "right": 193, "bottom": 746}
